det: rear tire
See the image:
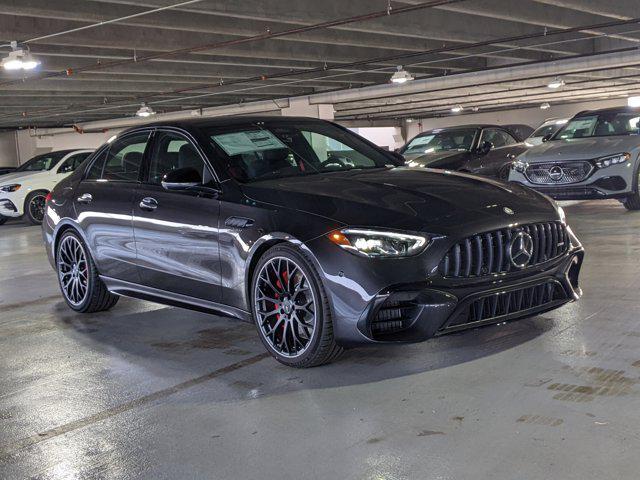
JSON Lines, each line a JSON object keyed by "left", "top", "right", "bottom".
{"left": 623, "top": 172, "right": 640, "bottom": 210}
{"left": 0, "top": 215, "right": 7, "bottom": 225}
{"left": 56, "top": 230, "right": 119, "bottom": 313}
{"left": 251, "top": 244, "right": 343, "bottom": 368}
{"left": 24, "top": 190, "right": 48, "bottom": 225}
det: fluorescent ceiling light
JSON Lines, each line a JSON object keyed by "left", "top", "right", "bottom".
{"left": 540, "top": 102, "right": 551, "bottom": 110}
{"left": 628, "top": 96, "right": 640, "bottom": 107}
{"left": 390, "top": 65, "right": 414, "bottom": 84}
{"left": 451, "top": 105, "right": 463, "bottom": 113}
{"left": 547, "top": 77, "right": 565, "bottom": 89}
{"left": 136, "top": 103, "right": 155, "bottom": 117}
{"left": 1, "top": 43, "right": 40, "bottom": 71}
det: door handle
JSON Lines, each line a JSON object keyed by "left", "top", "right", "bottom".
{"left": 139, "top": 197, "right": 158, "bottom": 211}
{"left": 77, "top": 193, "right": 92, "bottom": 204}
{"left": 225, "top": 216, "right": 255, "bottom": 229}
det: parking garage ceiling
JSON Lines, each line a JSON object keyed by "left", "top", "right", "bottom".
{"left": 1, "top": 0, "right": 640, "bottom": 128}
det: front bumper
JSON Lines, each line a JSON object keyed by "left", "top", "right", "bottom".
{"left": 306, "top": 230, "right": 584, "bottom": 347}
{"left": 508, "top": 161, "right": 634, "bottom": 200}
{"left": 0, "top": 197, "right": 21, "bottom": 218}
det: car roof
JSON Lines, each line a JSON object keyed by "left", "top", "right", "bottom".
{"left": 417, "top": 124, "right": 500, "bottom": 134}
{"left": 574, "top": 106, "right": 640, "bottom": 117}
{"left": 122, "top": 115, "right": 331, "bottom": 134}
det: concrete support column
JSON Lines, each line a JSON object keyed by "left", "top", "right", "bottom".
{"left": 281, "top": 97, "right": 335, "bottom": 120}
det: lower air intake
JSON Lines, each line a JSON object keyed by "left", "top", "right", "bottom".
{"left": 446, "top": 280, "right": 567, "bottom": 330}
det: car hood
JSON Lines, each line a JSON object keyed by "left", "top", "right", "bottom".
{"left": 520, "top": 136, "right": 640, "bottom": 163}
{"left": 404, "top": 150, "right": 465, "bottom": 166}
{"left": 240, "top": 168, "right": 558, "bottom": 235}
{"left": 0, "top": 170, "right": 46, "bottom": 185}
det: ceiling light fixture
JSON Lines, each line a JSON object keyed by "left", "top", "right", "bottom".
{"left": 136, "top": 103, "right": 155, "bottom": 117}
{"left": 540, "top": 102, "right": 551, "bottom": 110}
{"left": 627, "top": 96, "right": 640, "bottom": 107}
{"left": 1, "top": 41, "right": 40, "bottom": 71}
{"left": 451, "top": 105, "right": 463, "bottom": 113}
{"left": 547, "top": 77, "right": 565, "bottom": 89}
{"left": 390, "top": 65, "right": 414, "bottom": 84}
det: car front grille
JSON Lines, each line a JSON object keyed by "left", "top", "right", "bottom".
{"left": 446, "top": 280, "right": 567, "bottom": 329}
{"left": 438, "top": 222, "right": 568, "bottom": 278}
{"left": 525, "top": 161, "right": 592, "bottom": 184}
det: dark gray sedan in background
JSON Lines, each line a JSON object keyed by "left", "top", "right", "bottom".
{"left": 401, "top": 124, "right": 527, "bottom": 179}
{"left": 43, "top": 117, "right": 584, "bottom": 367}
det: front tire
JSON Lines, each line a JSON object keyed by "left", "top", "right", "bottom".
{"left": 56, "top": 230, "right": 119, "bottom": 313}
{"left": 0, "top": 215, "right": 7, "bottom": 225}
{"left": 251, "top": 244, "right": 343, "bottom": 368}
{"left": 24, "top": 190, "right": 48, "bottom": 225}
{"left": 623, "top": 171, "right": 640, "bottom": 210}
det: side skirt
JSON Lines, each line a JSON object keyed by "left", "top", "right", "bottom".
{"left": 100, "top": 276, "right": 252, "bottom": 322}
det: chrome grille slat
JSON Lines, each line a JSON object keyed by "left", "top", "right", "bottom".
{"left": 439, "top": 222, "right": 569, "bottom": 278}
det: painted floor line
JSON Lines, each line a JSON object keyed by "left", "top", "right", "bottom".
{"left": 0, "top": 352, "right": 269, "bottom": 460}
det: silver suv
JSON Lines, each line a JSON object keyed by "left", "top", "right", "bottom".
{"left": 509, "top": 107, "right": 640, "bottom": 210}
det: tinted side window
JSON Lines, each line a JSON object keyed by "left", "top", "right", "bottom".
{"left": 102, "top": 133, "right": 150, "bottom": 182}
{"left": 482, "top": 129, "right": 516, "bottom": 148}
{"left": 86, "top": 149, "right": 108, "bottom": 180}
{"left": 57, "top": 152, "right": 92, "bottom": 174}
{"left": 147, "top": 131, "right": 208, "bottom": 185}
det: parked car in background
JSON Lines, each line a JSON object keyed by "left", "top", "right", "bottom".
{"left": 44, "top": 117, "right": 583, "bottom": 367}
{"left": 0, "top": 166, "right": 16, "bottom": 176}
{"left": 0, "top": 149, "right": 93, "bottom": 225}
{"left": 401, "top": 124, "right": 525, "bottom": 179}
{"left": 503, "top": 124, "right": 534, "bottom": 141}
{"left": 525, "top": 118, "right": 569, "bottom": 147}
{"left": 509, "top": 107, "right": 640, "bottom": 210}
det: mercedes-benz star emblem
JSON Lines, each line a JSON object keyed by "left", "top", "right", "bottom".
{"left": 549, "top": 165, "right": 564, "bottom": 181}
{"left": 503, "top": 207, "right": 514, "bottom": 215}
{"left": 508, "top": 231, "right": 534, "bottom": 268}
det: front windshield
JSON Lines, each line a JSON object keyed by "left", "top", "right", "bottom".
{"left": 554, "top": 112, "right": 640, "bottom": 139}
{"left": 402, "top": 128, "right": 477, "bottom": 155}
{"left": 15, "top": 151, "right": 67, "bottom": 172}
{"left": 207, "top": 121, "right": 392, "bottom": 182}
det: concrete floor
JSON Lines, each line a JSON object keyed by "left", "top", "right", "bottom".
{"left": 1, "top": 201, "right": 639, "bottom": 479}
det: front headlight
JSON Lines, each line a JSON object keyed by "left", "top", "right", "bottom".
{"left": 595, "top": 152, "right": 630, "bottom": 168}
{"left": 512, "top": 160, "right": 528, "bottom": 173}
{"left": 328, "top": 229, "right": 429, "bottom": 258}
{"left": 0, "top": 184, "right": 21, "bottom": 193}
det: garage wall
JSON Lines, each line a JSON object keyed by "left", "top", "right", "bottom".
{"left": 406, "top": 98, "right": 628, "bottom": 139}
{"left": 350, "top": 127, "right": 402, "bottom": 150}
{"left": 14, "top": 129, "right": 122, "bottom": 164}
{"left": 0, "top": 131, "right": 18, "bottom": 167}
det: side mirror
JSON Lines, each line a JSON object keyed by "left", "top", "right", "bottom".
{"left": 161, "top": 167, "right": 201, "bottom": 191}
{"left": 542, "top": 134, "right": 552, "bottom": 143}
{"left": 57, "top": 165, "right": 73, "bottom": 174}
{"left": 477, "top": 140, "right": 493, "bottom": 155}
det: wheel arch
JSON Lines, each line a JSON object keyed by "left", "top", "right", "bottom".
{"left": 52, "top": 219, "right": 91, "bottom": 263}
{"left": 243, "top": 232, "right": 323, "bottom": 309}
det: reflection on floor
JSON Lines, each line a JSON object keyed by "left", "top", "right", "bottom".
{"left": 1, "top": 201, "right": 639, "bottom": 479}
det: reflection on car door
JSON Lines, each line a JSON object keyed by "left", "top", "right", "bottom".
{"left": 133, "top": 129, "right": 222, "bottom": 302}
{"left": 74, "top": 132, "right": 150, "bottom": 282}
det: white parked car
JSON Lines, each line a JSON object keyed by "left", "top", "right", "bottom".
{"left": 524, "top": 118, "right": 569, "bottom": 147}
{"left": 0, "top": 149, "right": 93, "bottom": 225}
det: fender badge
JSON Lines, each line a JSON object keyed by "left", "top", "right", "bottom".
{"left": 503, "top": 207, "right": 514, "bottom": 215}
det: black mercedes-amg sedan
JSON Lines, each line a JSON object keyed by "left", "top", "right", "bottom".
{"left": 43, "top": 117, "right": 584, "bottom": 367}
